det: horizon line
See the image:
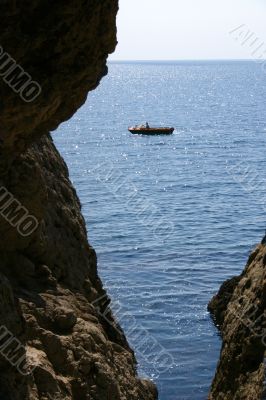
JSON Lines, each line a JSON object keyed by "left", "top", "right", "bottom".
{"left": 108, "top": 58, "right": 265, "bottom": 62}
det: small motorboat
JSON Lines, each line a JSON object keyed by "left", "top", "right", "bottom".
{"left": 128, "top": 124, "right": 174, "bottom": 135}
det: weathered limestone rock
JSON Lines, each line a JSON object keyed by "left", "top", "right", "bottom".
{"left": 0, "top": 2, "right": 157, "bottom": 399}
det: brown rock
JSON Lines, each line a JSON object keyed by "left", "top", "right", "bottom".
{"left": 53, "top": 307, "right": 77, "bottom": 332}
{"left": 208, "top": 244, "right": 266, "bottom": 399}
{"left": 208, "top": 276, "right": 241, "bottom": 327}
{"left": 0, "top": 2, "right": 157, "bottom": 400}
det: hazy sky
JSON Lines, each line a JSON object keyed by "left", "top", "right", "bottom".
{"left": 110, "top": 0, "right": 266, "bottom": 60}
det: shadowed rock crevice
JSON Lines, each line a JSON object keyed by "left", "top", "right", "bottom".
{"left": 0, "top": 2, "right": 157, "bottom": 399}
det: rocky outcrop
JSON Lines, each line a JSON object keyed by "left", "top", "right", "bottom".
{"left": 208, "top": 242, "right": 266, "bottom": 400}
{"left": 0, "top": 2, "right": 157, "bottom": 399}
{"left": 0, "top": 0, "right": 118, "bottom": 155}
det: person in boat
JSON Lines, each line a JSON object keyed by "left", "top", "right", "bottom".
{"left": 145, "top": 122, "right": 150, "bottom": 128}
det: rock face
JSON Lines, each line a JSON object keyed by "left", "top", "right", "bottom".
{"left": 208, "top": 242, "right": 266, "bottom": 400}
{"left": 0, "top": 0, "right": 117, "bottom": 155}
{"left": 0, "top": 2, "right": 157, "bottom": 400}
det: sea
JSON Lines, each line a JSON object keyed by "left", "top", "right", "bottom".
{"left": 54, "top": 61, "right": 266, "bottom": 400}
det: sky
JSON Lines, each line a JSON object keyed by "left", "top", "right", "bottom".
{"left": 110, "top": 0, "right": 266, "bottom": 60}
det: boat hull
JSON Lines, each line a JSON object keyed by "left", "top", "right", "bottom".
{"left": 129, "top": 127, "right": 174, "bottom": 135}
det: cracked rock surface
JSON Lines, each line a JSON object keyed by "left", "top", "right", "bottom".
{"left": 0, "top": 2, "right": 157, "bottom": 399}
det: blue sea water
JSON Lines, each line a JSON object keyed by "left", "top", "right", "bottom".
{"left": 54, "top": 61, "right": 266, "bottom": 400}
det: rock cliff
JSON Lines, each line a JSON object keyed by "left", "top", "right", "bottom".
{"left": 208, "top": 241, "right": 266, "bottom": 399}
{"left": 0, "top": 2, "right": 157, "bottom": 399}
